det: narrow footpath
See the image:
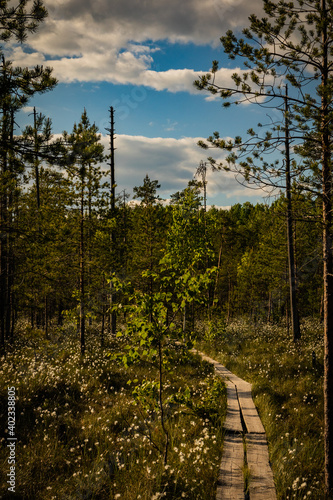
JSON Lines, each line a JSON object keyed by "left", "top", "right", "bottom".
{"left": 197, "top": 352, "right": 277, "bottom": 500}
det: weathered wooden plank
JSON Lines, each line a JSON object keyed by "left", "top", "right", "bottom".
{"left": 199, "top": 353, "right": 221, "bottom": 368}
{"left": 224, "top": 383, "right": 243, "bottom": 433}
{"left": 215, "top": 365, "right": 249, "bottom": 389}
{"left": 195, "top": 350, "right": 277, "bottom": 500}
{"left": 237, "top": 384, "right": 266, "bottom": 435}
{"left": 199, "top": 352, "right": 264, "bottom": 434}
{"left": 216, "top": 434, "right": 244, "bottom": 500}
{"left": 246, "top": 434, "right": 277, "bottom": 500}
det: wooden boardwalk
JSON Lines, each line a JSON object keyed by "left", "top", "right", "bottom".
{"left": 198, "top": 353, "right": 277, "bottom": 500}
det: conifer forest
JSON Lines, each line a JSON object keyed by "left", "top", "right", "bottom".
{"left": 1, "top": 0, "right": 333, "bottom": 499}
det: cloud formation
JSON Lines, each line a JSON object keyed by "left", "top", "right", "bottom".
{"left": 42, "top": 0, "right": 260, "bottom": 48}
{"left": 101, "top": 134, "right": 264, "bottom": 205}
{"left": 9, "top": 0, "right": 263, "bottom": 91}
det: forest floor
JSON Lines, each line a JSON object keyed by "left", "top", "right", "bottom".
{"left": 197, "top": 317, "right": 324, "bottom": 500}
{"left": 0, "top": 318, "right": 324, "bottom": 499}
{"left": 0, "top": 322, "right": 227, "bottom": 500}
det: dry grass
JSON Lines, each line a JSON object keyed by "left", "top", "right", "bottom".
{"left": 0, "top": 324, "right": 227, "bottom": 499}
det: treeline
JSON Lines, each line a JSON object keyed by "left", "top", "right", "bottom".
{"left": 1, "top": 129, "right": 324, "bottom": 349}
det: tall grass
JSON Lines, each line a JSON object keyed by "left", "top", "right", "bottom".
{"left": 198, "top": 317, "right": 324, "bottom": 500}
{"left": 0, "top": 324, "right": 226, "bottom": 499}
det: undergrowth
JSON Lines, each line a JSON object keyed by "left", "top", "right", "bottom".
{"left": 0, "top": 324, "right": 227, "bottom": 499}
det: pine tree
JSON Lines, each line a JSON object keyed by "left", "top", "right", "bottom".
{"left": 0, "top": 1, "right": 56, "bottom": 348}
{"left": 131, "top": 175, "right": 165, "bottom": 297}
{"left": 62, "top": 110, "right": 104, "bottom": 355}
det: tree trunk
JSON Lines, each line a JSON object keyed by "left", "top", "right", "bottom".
{"left": 101, "top": 307, "right": 105, "bottom": 348}
{"left": 285, "top": 88, "right": 301, "bottom": 342}
{"left": 58, "top": 302, "right": 63, "bottom": 326}
{"left": 321, "top": 1, "right": 333, "bottom": 495}
{"left": 45, "top": 295, "right": 49, "bottom": 340}
{"left": 213, "top": 234, "right": 223, "bottom": 313}
{"left": 158, "top": 340, "right": 169, "bottom": 465}
{"left": 323, "top": 141, "right": 333, "bottom": 500}
{"left": 80, "top": 171, "right": 85, "bottom": 355}
{"left": 267, "top": 291, "right": 272, "bottom": 323}
{"left": 109, "top": 107, "right": 117, "bottom": 336}
{"left": 0, "top": 101, "right": 8, "bottom": 348}
{"left": 226, "top": 275, "right": 232, "bottom": 323}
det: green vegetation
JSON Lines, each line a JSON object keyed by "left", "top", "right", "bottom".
{"left": 0, "top": 326, "right": 226, "bottom": 499}
{"left": 198, "top": 317, "right": 324, "bottom": 499}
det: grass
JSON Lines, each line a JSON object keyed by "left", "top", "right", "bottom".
{"left": 197, "top": 316, "right": 324, "bottom": 499}
{"left": 0, "top": 322, "right": 227, "bottom": 499}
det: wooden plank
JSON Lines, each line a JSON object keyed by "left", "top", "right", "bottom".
{"left": 195, "top": 352, "right": 243, "bottom": 432}
{"left": 195, "top": 351, "right": 277, "bottom": 500}
{"left": 246, "top": 434, "right": 277, "bottom": 500}
{"left": 236, "top": 383, "right": 266, "bottom": 435}
{"left": 223, "top": 383, "right": 243, "bottom": 433}
{"left": 216, "top": 434, "right": 244, "bottom": 500}
{"left": 215, "top": 365, "right": 249, "bottom": 389}
{"left": 199, "top": 353, "right": 221, "bottom": 369}
{"left": 197, "top": 352, "right": 264, "bottom": 434}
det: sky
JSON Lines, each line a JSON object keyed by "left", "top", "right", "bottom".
{"left": 9, "top": 0, "right": 283, "bottom": 208}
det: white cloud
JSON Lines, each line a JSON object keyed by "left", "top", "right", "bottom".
{"left": 22, "top": 106, "right": 35, "bottom": 114}
{"left": 9, "top": 41, "right": 246, "bottom": 95}
{"left": 10, "top": 46, "right": 46, "bottom": 67}
{"left": 100, "top": 133, "right": 266, "bottom": 204}
{"left": 7, "top": 0, "right": 264, "bottom": 91}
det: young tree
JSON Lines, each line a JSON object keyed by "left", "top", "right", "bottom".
{"left": 195, "top": 0, "right": 333, "bottom": 494}
{"left": 130, "top": 175, "right": 166, "bottom": 301}
{"left": 133, "top": 174, "right": 162, "bottom": 206}
{"left": 166, "top": 181, "right": 211, "bottom": 331}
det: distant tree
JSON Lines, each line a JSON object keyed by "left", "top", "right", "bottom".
{"left": 130, "top": 175, "right": 166, "bottom": 305}
{"left": 133, "top": 173, "right": 161, "bottom": 206}
{"left": 16, "top": 164, "right": 75, "bottom": 334}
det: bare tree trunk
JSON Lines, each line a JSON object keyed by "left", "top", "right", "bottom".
{"left": 321, "top": 1, "right": 333, "bottom": 495}
{"left": 34, "top": 108, "right": 40, "bottom": 212}
{"left": 80, "top": 171, "right": 85, "bottom": 355}
{"left": 285, "top": 88, "right": 301, "bottom": 342}
{"left": 45, "top": 296, "right": 49, "bottom": 340}
{"left": 109, "top": 107, "right": 117, "bottom": 336}
{"left": 158, "top": 340, "right": 169, "bottom": 465}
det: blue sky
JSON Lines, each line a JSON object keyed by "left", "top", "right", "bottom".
{"left": 11, "top": 0, "right": 281, "bottom": 208}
